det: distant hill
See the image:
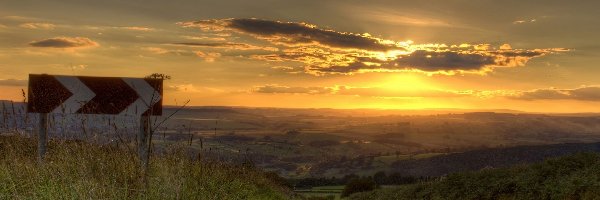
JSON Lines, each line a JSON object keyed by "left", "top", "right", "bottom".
{"left": 390, "top": 142, "right": 600, "bottom": 177}
{"left": 352, "top": 152, "right": 600, "bottom": 199}
{"left": 168, "top": 106, "right": 528, "bottom": 116}
{"left": 171, "top": 106, "right": 600, "bottom": 117}
{"left": 2, "top": 101, "right": 599, "bottom": 116}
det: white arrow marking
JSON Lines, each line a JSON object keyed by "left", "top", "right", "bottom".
{"left": 52, "top": 76, "right": 96, "bottom": 114}
{"left": 121, "top": 78, "right": 161, "bottom": 116}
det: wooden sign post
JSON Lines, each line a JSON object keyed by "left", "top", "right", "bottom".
{"left": 27, "top": 74, "right": 163, "bottom": 165}
{"left": 38, "top": 113, "right": 48, "bottom": 163}
{"left": 139, "top": 115, "right": 150, "bottom": 170}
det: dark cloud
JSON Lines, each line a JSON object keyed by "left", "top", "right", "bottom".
{"left": 29, "top": 37, "right": 98, "bottom": 48}
{"left": 393, "top": 50, "right": 495, "bottom": 71}
{"left": 180, "top": 18, "right": 567, "bottom": 75}
{"left": 307, "top": 62, "right": 376, "bottom": 74}
{"left": 516, "top": 86, "right": 600, "bottom": 101}
{"left": 494, "top": 51, "right": 545, "bottom": 57}
{"left": 179, "top": 18, "right": 401, "bottom": 51}
{"left": 0, "top": 79, "right": 26, "bottom": 87}
{"left": 306, "top": 49, "right": 551, "bottom": 74}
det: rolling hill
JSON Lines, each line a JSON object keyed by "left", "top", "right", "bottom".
{"left": 351, "top": 152, "right": 600, "bottom": 199}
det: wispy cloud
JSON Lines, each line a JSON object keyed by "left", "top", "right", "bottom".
{"left": 253, "top": 84, "right": 336, "bottom": 95}
{"left": 194, "top": 51, "right": 221, "bottom": 62}
{"left": 172, "top": 42, "right": 278, "bottom": 51}
{"left": 252, "top": 84, "right": 467, "bottom": 98}
{"left": 29, "top": 37, "right": 99, "bottom": 48}
{"left": 141, "top": 47, "right": 224, "bottom": 62}
{"left": 48, "top": 64, "right": 88, "bottom": 71}
{"left": 513, "top": 19, "right": 537, "bottom": 24}
{"left": 117, "top": 26, "right": 155, "bottom": 31}
{"left": 19, "top": 22, "right": 56, "bottom": 30}
{"left": 2, "top": 15, "right": 39, "bottom": 21}
{"left": 167, "top": 83, "right": 224, "bottom": 93}
{"left": 142, "top": 47, "right": 191, "bottom": 56}
{"left": 181, "top": 35, "right": 227, "bottom": 41}
{"left": 354, "top": 7, "right": 456, "bottom": 27}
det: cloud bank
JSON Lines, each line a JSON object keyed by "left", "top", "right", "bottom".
{"left": 29, "top": 37, "right": 99, "bottom": 48}
{"left": 179, "top": 18, "right": 400, "bottom": 51}
{"left": 515, "top": 86, "right": 600, "bottom": 101}
{"left": 19, "top": 22, "right": 56, "bottom": 30}
{"left": 252, "top": 84, "right": 465, "bottom": 98}
{"left": 179, "top": 18, "right": 568, "bottom": 75}
{"left": 253, "top": 84, "right": 600, "bottom": 102}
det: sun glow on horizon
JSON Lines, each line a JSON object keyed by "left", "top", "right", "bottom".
{"left": 379, "top": 73, "right": 435, "bottom": 90}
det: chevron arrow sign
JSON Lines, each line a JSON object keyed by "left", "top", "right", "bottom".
{"left": 27, "top": 74, "right": 162, "bottom": 116}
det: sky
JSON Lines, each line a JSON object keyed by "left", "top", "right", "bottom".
{"left": 1, "top": 0, "right": 600, "bottom": 112}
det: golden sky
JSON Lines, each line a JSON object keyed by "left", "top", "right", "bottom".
{"left": 1, "top": 0, "right": 600, "bottom": 112}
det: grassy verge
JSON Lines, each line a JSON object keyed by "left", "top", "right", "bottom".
{"left": 0, "top": 135, "right": 295, "bottom": 199}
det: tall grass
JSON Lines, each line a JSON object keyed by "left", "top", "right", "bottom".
{"left": 0, "top": 135, "right": 295, "bottom": 199}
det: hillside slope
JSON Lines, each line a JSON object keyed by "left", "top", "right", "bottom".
{"left": 352, "top": 152, "right": 600, "bottom": 200}
{"left": 390, "top": 142, "right": 600, "bottom": 177}
{"left": 0, "top": 135, "right": 295, "bottom": 199}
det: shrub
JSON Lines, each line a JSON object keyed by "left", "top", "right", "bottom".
{"left": 341, "top": 178, "right": 378, "bottom": 197}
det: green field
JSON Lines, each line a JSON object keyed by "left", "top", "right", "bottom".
{"left": 295, "top": 185, "right": 344, "bottom": 200}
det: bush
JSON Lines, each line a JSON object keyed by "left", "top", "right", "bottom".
{"left": 349, "top": 152, "right": 600, "bottom": 200}
{"left": 341, "top": 178, "right": 378, "bottom": 197}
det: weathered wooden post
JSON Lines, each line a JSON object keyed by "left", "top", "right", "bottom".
{"left": 38, "top": 113, "right": 48, "bottom": 163}
{"left": 139, "top": 114, "right": 150, "bottom": 170}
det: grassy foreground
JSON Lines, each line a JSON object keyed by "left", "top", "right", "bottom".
{"left": 0, "top": 135, "right": 294, "bottom": 199}
{"left": 350, "top": 152, "right": 600, "bottom": 200}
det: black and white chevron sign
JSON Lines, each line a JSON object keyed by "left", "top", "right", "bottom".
{"left": 27, "top": 74, "right": 162, "bottom": 116}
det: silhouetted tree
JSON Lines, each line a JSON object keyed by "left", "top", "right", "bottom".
{"left": 373, "top": 171, "right": 387, "bottom": 185}
{"left": 341, "top": 177, "right": 378, "bottom": 197}
{"left": 145, "top": 73, "right": 171, "bottom": 80}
